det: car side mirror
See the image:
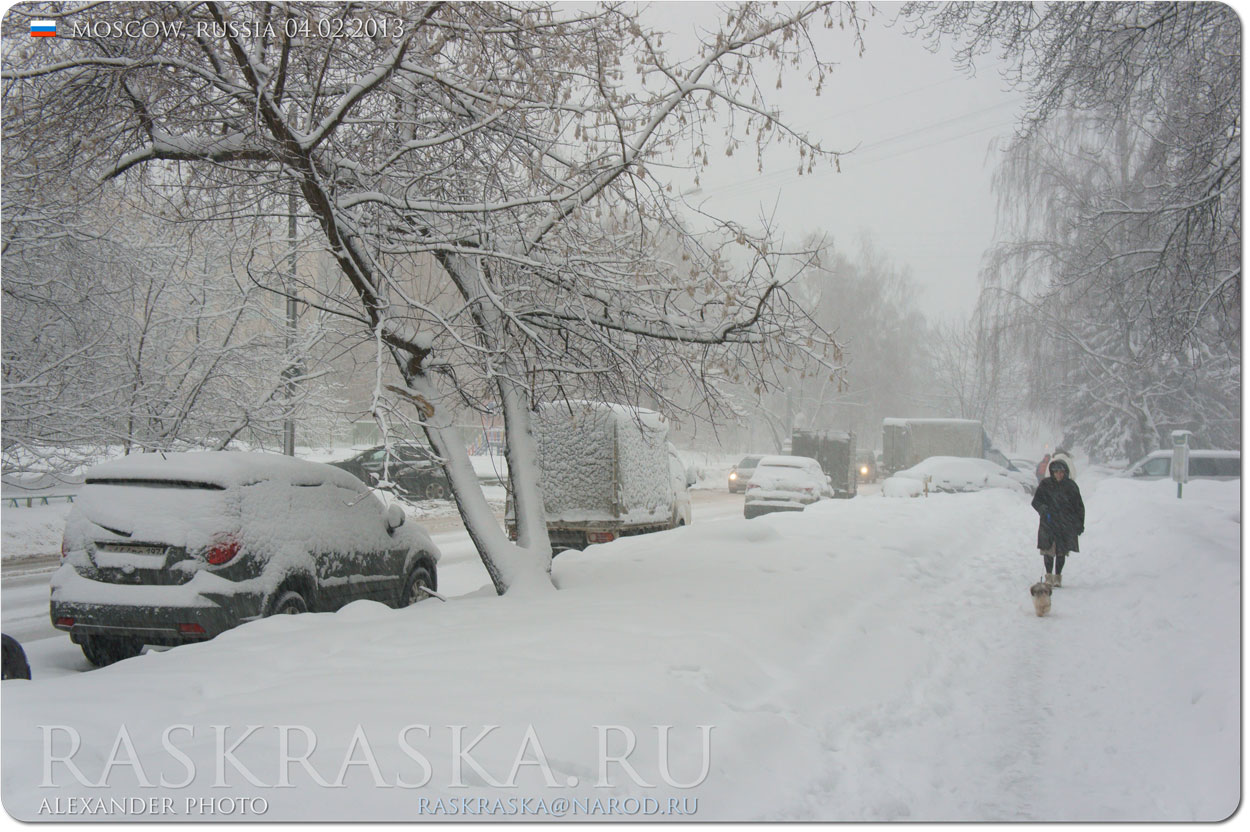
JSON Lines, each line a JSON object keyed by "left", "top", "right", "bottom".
{"left": 386, "top": 504, "right": 406, "bottom": 534}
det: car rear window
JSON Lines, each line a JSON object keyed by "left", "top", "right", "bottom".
{"left": 73, "top": 481, "right": 234, "bottom": 552}
{"left": 85, "top": 478, "right": 225, "bottom": 490}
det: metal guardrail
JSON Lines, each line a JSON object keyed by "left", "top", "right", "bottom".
{"left": 4, "top": 494, "right": 75, "bottom": 508}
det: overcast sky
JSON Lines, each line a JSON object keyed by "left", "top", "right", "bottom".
{"left": 655, "top": 3, "right": 1028, "bottom": 322}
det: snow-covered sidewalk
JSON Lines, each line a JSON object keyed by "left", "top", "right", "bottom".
{"left": 1, "top": 476, "right": 1237, "bottom": 821}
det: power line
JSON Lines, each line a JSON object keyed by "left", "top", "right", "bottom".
{"left": 696, "top": 99, "right": 1019, "bottom": 202}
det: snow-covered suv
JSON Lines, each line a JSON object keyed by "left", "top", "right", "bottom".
{"left": 51, "top": 452, "right": 440, "bottom": 666}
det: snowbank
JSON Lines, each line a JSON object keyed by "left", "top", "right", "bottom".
{"left": 1, "top": 477, "right": 1238, "bottom": 821}
{"left": 0, "top": 503, "right": 71, "bottom": 559}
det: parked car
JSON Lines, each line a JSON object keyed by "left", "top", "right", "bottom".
{"left": 51, "top": 452, "right": 440, "bottom": 667}
{"left": 984, "top": 447, "right": 1018, "bottom": 472}
{"left": 885, "top": 456, "right": 1033, "bottom": 495}
{"left": 1123, "top": 449, "right": 1240, "bottom": 481}
{"left": 856, "top": 449, "right": 878, "bottom": 483}
{"left": 328, "top": 443, "right": 450, "bottom": 501}
{"left": 1009, "top": 458, "right": 1037, "bottom": 475}
{"left": 744, "top": 455, "right": 833, "bottom": 519}
{"left": 728, "top": 455, "right": 763, "bottom": 493}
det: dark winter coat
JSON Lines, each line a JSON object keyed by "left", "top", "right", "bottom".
{"left": 1031, "top": 462, "right": 1085, "bottom": 554}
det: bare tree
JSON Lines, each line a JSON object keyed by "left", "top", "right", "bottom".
{"left": 4, "top": 2, "right": 856, "bottom": 593}
{"left": 1, "top": 192, "right": 329, "bottom": 474}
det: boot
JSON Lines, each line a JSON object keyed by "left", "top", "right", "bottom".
{"left": 1044, "top": 574, "right": 1055, "bottom": 586}
{"left": 1052, "top": 573, "right": 1062, "bottom": 588}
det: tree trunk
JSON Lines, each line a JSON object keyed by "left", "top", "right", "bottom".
{"left": 400, "top": 356, "right": 554, "bottom": 597}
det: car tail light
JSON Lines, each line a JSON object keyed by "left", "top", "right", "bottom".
{"left": 747, "top": 483, "right": 759, "bottom": 490}
{"left": 178, "top": 623, "right": 206, "bottom": 635}
{"left": 587, "top": 531, "right": 616, "bottom": 544}
{"left": 55, "top": 617, "right": 75, "bottom": 629}
{"left": 206, "top": 535, "right": 240, "bottom": 566}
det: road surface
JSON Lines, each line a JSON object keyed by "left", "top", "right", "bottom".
{"left": 2, "top": 489, "right": 751, "bottom": 678}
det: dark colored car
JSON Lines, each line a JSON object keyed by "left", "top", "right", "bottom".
{"left": 856, "top": 450, "right": 878, "bottom": 483}
{"left": 728, "top": 455, "right": 763, "bottom": 493}
{"left": 329, "top": 443, "right": 450, "bottom": 501}
{"left": 51, "top": 452, "right": 440, "bottom": 667}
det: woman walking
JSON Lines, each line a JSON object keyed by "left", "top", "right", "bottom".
{"left": 1031, "top": 458, "right": 1084, "bottom": 586}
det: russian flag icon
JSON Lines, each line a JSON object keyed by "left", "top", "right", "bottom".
{"left": 30, "top": 19, "right": 57, "bottom": 37}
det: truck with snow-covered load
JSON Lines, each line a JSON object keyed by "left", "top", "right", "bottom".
{"left": 506, "top": 401, "right": 692, "bottom": 552}
{"left": 880, "top": 418, "right": 1000, "bottom": 475}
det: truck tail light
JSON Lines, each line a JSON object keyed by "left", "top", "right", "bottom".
{"left": 178, "top": 623, "right": 206, "bottom": 635}
{"left": 206, "top": 535, "right": 240, "bottom": 566}
{"left": 60, "top": 535, "right": 68, "bottom": 559}
{"left": 587, "top": 531, "right": 616, "bottom": 544}
{"left": 55, "top": 617, "right": 75, "bottom": 629}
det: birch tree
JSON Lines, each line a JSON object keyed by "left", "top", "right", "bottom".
{"left": 3, "top": 1, "right": 854, "bottom": 593}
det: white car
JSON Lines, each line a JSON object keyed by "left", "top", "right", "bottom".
{"left": 884, "top": 455, "right": 1033, "bottom": 496}
{"left": 744, "top": 455, "right": 832, "bottom": 518}
{"left": 1122, "top": 449, "right": 1240, "bottom": 481}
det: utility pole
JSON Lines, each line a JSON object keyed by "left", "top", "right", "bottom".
{"left": 283, "top": 191, "right": 298, "bottom": 456}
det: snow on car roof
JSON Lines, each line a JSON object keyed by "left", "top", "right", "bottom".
{"left": 758, "top": 455, "right": 821, "bottom": 469}
{"left": 84, "top": 451, "right": 365, "bottom": 489}
{"left": 1142, "top": 449, "right": 1239, "bottom": 458}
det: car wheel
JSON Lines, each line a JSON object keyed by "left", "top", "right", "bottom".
{"left": 401, "top": 562, "right": 436, "bottom": 606}
{"left": 79, "top": 635, "right": 143, "bottom": 668}
{"left": 423, "top": 480, "right": 448, "bottom": 501}
{"left": 269, "top": 590, "right": 308, "bottom": 616}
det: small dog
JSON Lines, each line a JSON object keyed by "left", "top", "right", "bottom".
{"left": 1030, "top": 578, "right": 1052, "bottom": 617}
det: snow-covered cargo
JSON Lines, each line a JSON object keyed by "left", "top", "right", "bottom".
{"left": 881, "top": 418, "right": 991, "bottom": 475}
{"left": 508, "top": 401, "right": 684, "bottom": 551}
